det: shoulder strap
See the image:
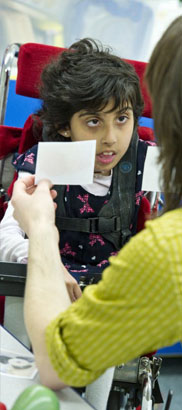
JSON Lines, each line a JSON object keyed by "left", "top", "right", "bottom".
{"left": 99, "top": 129, "right": 138, "bottom": 249}
{"left": 55, "top": 185, "right": 67, "bottom": 221}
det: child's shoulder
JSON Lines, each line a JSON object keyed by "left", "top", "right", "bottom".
{"left": 138, "top": 138, "right": 156, "bottom": 159}
{"left": 138, "top": 138, "right": 156, "bottom": 147}
{"left": 12, "top": 144, "right": 38, "bottom": 174}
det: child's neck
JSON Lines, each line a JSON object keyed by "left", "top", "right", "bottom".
{"left": 94, "top": 170, "right": 111, "bottom": 176}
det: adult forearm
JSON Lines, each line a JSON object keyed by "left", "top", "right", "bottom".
{"left": 24, "top": 224, "right": 71, "bottom": 389}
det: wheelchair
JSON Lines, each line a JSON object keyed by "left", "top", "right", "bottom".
{"left": 0, "top": 42, "right": 165, "bottom": 410}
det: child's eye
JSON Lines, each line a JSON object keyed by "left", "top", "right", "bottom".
{"left": 87, "top": 118, "right": 99, "bottom": 127}
{"left": 117, "top": 115, "right": 128, "bottom": 124}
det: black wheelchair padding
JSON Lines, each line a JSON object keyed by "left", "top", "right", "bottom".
{"left": 0, "top": 262, "right": 102, "bottom": 297}
{"left": 0, "top": 262, "right": 26, "bottom": 296}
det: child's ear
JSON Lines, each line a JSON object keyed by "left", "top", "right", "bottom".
{"left": 57, "top": 128, "right": 71, "bottom": 138}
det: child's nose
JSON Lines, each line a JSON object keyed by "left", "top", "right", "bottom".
{"left": 102, "top": 126, "right": 117, "bottom": 145}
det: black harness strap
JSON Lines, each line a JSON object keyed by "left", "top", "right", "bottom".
{"left": 56, "top": 215, "right": 121, "bottom": 233}
{"left": 98, "top": 130, "right": 138, "bottom": 248}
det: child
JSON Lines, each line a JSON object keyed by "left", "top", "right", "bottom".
{"left": 0, "top": 38, "right": 153, "bottom": 410}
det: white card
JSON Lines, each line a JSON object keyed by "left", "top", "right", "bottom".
{"left": 35, "top": 140, "right": 96, "bottom": 185}
{"left": 142, "top": 146, "right": 163, "bottom": 192}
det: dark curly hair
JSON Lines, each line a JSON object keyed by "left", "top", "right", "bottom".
{"left": 145, "top": 16, "right": 182, "bottom": 212}
{"left": 35, "top": 38, "right": 144, "bottom": 141}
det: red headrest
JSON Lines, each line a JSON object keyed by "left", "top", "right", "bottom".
{"left": 16, "top": 43, "right": 67, "bottom": 99}
{"left": 125, "top": 59, "right": 152, "bottom": 118}
{"left": 16, "top": 43, "right": 152, "bottom": 118}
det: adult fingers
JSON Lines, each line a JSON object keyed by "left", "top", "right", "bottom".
{"left": 26, "top": 185, "right": 37, "bottom": 195}
{"left": 13, "top": 175, "right": 35, "bottom": 197}
{"left": 27, "top": 180, "right": 56, "bottom": 199}
{"left": 51, "top": 189, "right": 58, "bottom": 210}
{"left": 66, "top": 283, "right": 75, "bottom": 303}
{"left": 73, "top": 283, "right": 82, "bottom": 300}
{"left": 36, "top": 178, "right": 53, "bottom": 192}
{"left": 50, "top": 189, "right": 57, "bottom": 200}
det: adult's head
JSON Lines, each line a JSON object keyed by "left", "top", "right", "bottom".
{"left": 145, "top": 16, "right": 182, "bottom": 211}
{"left": 38, "top": 38, "right": 144, "bottom": 142}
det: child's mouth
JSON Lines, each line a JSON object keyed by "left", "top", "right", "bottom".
{"left": 96, "top": 151, "right": 116, "bottom": 164}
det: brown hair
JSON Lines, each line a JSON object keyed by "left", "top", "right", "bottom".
{"left": 145, "top": 16, "right": 182, "bottom": 212}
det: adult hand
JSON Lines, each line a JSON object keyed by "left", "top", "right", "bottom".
{"left": 63, "top": 268, "right": 82, "bottom": 302}
{"left": 11, "top": 175, "right": 57, "bottom": 238}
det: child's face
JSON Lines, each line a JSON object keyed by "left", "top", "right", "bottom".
{"left": 61, "top": 99, "right": 134, "bottom": 175}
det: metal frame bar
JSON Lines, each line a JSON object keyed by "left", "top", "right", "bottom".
{"left": 0, "top": 43, "right": 20, "bottom": 124}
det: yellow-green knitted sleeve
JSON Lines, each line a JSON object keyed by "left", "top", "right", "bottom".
{"left": 46, "top": 210, "right": 182, "bottom": 386}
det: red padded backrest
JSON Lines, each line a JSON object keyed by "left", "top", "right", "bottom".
{"left": 16, "top": 43, "right": 152, "bottom": 118}
{"left": 16, "top": 43, "right": 67, "bottom": 99}
{"left": 0, "top": 126, "right": 22, "bottom": 159}
{"left": 125, "top": 59, "right": 152, "bottom": 118}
